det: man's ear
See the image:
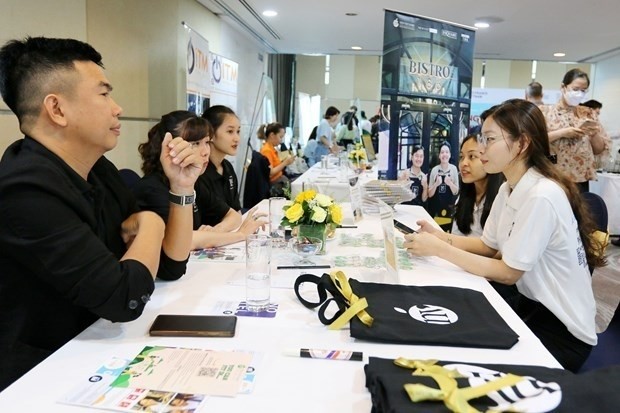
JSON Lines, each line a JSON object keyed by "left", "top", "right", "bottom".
{"left": 42, "top": 94, "right": 68, "bottom": 127}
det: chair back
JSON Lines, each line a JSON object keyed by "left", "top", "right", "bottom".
{"left": 119, "top": 168, "right": 141, "bottom": 190}
{"left": 583, "top": 192, "right": 608, "bottom": 232}
{"left": 243, "top": 151, "right": 271, "bottom": 209}
{"left": 582, "top": 192, "right": 609, "bottom": 275}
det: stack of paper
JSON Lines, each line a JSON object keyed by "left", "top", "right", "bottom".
{"left": 361, "top": 180, "right": 414, "bottom": 212}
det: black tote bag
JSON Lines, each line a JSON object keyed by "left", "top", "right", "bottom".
{"left": 294, "top": 272, "right": 519, "bottom": 349}
{"left": 365, "top": 356, "right": 620, "bottom": 413}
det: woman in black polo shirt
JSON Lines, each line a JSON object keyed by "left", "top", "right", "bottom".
{"left": 200, "top": 105, "right": 244, "bottom": 210}
{"left": 134, "top": 110, "right": 266, "bottom": 249}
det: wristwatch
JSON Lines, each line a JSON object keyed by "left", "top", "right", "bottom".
{"left": 168, "top": 190, "right": 196, "bottom": 206}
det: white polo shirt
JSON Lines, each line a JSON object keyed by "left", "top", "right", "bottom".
{"left": 481, "top": 168, "right": 597, "bottom": 345}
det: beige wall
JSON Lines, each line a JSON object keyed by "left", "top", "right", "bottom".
{"left": 0, "top": 0, "right": 269, "bottom": 174}
{"left": 0, "top": 0, "right": 87, "bottom": 156}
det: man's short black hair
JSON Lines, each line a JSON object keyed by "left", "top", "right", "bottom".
{"left": 0, "top": 37, "right": 103, "bottom": 124}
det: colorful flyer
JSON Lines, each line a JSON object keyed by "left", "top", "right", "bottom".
{"left": 110, "top": 346, "right": 251, "bottom": 397}
{"left": 190, "top": 246, "right": 245, "bottom": 262}
{"left": 211, "top": 300, "right": 279, "bottom": 318}
{"left": 58, "top": 356, "right": 208, "bottom": 412}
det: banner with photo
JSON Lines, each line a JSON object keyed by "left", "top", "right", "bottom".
{"left": 209, "top": 52, "right": 239, "bottom": 111}
{"left": 186, "top": 30, "right": 211, "bottom": 115}
{"left": 380, "top": 10, "right": 475, "bottom": 180}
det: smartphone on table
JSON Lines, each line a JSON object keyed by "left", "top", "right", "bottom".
{"left": 149, "top": 314, "right": 237, "bottom": 337}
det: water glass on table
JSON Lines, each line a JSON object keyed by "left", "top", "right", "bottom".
{"left": 269, "top": 196, "right": 287, "bottom": 248}
{"left": 245, "top": 234, "right": 271, "bottom": 312}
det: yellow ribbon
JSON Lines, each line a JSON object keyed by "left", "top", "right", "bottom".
{"left": 592, "top": 229, "right": 609, "bottom": 257}
{"left": 327, "top": 271, "right": 374, "bottom": 330}
{"left": 395, "top": 358, "right": 525, "bottom": 413}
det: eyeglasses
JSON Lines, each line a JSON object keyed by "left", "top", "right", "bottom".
{"left": 476, "top": 134, "right": 503, "bottom": 148}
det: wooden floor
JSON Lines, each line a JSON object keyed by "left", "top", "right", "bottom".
{"left": 593, "top": 241, "right": 620, "bottom": 332}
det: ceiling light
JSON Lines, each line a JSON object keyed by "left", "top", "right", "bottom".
{"left": 262, "top": 10, "right": 277, "bottom": 17}
{"left": 474, "top": 22, "right": 490, "bottom": 29}
{"left": 554, "top": 52, "right": 566, "bottom": 57}
{"left": 345, "top": 12, "right": 358, "bottom": 16}
{"left": 351, "top": 46, "right": 362, "bottom": 50}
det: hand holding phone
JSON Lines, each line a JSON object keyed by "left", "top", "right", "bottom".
{"left": 393, "top": 219, "right": 418, "bottom": 235}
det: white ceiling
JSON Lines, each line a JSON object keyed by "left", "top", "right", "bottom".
{"left": 198, "top": 0, "right": 620, "bottom": 63}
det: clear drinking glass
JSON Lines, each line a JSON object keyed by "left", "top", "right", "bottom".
{"left": 245, "top": 234, "right": 271, "bottom": 311}
{"left": 269, "top": 197, "right": 287, "bottom": 248}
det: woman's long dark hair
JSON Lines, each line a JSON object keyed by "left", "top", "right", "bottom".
{"left": 454, "top": 135, "right": 504, "bottom": 235}
{"left": 488, "top": 99, "right": 606, "bottom": 268}
{"left": 138, "top": 110, "right": 211, "bottom": 178}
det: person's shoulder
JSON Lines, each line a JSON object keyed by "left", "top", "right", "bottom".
{"left": 0, "top": 138, "right": 68, "bottom": 187}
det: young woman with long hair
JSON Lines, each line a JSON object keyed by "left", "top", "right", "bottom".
{"left": 404, "top": 99, "right": 606, "bottom": 372}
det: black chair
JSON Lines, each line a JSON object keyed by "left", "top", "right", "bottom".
{"left": 243, "top": 151, "right": 271, "bottom": 209}
{"left": 583, "top": 192, "right": 609, "bottom": 275}
{"left": 118, "top": 168, "right": 141, "bottom": 190}
{"left": 579, "top": 306, "right": 620, "bottom": 372}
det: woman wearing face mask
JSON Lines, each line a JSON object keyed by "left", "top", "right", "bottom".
{"left": 398, "top": 145, "right": 428, "bottom": 207}
{"left": 404, "top": 99, "right": 606, "bottom": 372}
{"left": 540, "top": 69, "right": 608, "bottom": 192}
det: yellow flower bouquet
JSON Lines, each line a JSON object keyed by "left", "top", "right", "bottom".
{"left": 282, "top": 189, "right": 343, "bottom": 227}
{"left": 348, "top": 144, "right": 367, "bottom": 164}
{"left": 281, "top": 190, "right": 343, "bottom": 253}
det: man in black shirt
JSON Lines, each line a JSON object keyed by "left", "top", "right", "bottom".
{"left": 0, "top": 37, "right": 203, "bottom": 390}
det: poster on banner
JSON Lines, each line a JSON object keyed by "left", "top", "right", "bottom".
{"left": 186, "top": 30, "right": 211, "bottom": 115}
{"left": 209, "top": 52, "right": 239, "bottom": 111}
{"left": 381, "top": 10, "right": 475, "bottom": 102}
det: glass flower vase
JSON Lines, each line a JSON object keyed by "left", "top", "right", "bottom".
{"left": 297, "top": 224, "right": 327, "bottom": 254}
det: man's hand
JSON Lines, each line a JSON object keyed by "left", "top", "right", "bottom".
{"left": 160, "top": 132, "right": 203, "bottom": 194}
{"left": 121, "top": 211, "right": 165, "bottom": 248}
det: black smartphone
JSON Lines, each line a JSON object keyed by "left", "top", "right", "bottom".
{"left": 393, "top": 219, "right": 417, "bottom": 235}
{"left": 149, "top": 314, "right": 237, "bottom": 337}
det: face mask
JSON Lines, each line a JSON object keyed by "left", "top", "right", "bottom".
{"left": 564, "top": 89, "right": 585, "bottom": 106}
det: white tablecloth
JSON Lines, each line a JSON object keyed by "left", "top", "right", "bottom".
{"left": 590, "top": 172, "right": 620, "bottom": 235}
{"left": 291, "top": 162, "right": 377, "bottom": 203}
{"left": 0, "top": 204, "right": 560, "bottom": 412}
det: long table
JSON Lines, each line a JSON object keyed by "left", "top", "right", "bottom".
{"left": 291, "top": 161, "right": 377, "bottom": 203}
{"left": 0, "top": 203, "right": 560, "bottom": 412}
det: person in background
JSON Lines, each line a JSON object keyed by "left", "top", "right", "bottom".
{"left": 540, "top": 69, "right": 608, "bottom": 192}
{"left": 580, "top": 99, "right": 603, "bottom": 115}
{"left": 257, "top": 122, "right": 295, "bottom": 196}
{"left": 337, "top": 110, "right": 361, "bottom": 148}
{"left": 134, "top": 111, "right": 266, "bottom": 250}
{"left": 427, "top": 141, "right": 459, "bottom": 229}
{"left": 304, "top": 126, "right": 319, "bottom": 166}
{"left": 0, "top": 37, "right": 201, "bottom": 390}
{"left": 200, "top": 105, "right": 244, "bottom": 211}
{"left": 360, "top": 110, "right": 372, "bottom": 135}
{"left": 452, "top": 135, "right": 504, "bottom": 237}
{"left": 398, "top": 145, "right": 428, "bottom": 207}
{"left": 525, "top": 81, "right": 544, "bottom": 105}
{"left": 405, "top": 99, "right": 606, "bottom": 372}
{"left": 315, "top": 106, "right": 340, "bottom": 160}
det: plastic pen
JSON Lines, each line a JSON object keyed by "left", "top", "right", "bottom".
{"left": 284, "top": 348, "right": 363, "bottom": 361}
